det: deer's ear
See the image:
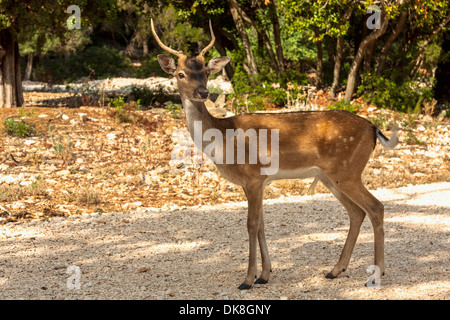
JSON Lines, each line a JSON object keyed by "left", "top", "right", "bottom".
{"left": 207, "top": 56, "right": 231, "bottom": 75}
{"left": 157, "top": 54, "right": 177, "bottom": 75}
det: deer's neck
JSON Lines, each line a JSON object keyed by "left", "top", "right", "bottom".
{"left": 181, "top": 96, "right": 217, "bottom": 139}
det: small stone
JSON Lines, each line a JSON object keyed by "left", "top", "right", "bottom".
{"left": 79, "top": 113, "right": 88, "bottom": 122}
{"left": 12, "top": 202, "right": 26, "bottom": 210}
{"left": 122, "top": 202, "right": 143, "bottom": 210}
{"left": 56, "top": 169, "right": 71, "bottom": 177}
{"left": 24, "top": 140, "right": 36, "bottom": 145}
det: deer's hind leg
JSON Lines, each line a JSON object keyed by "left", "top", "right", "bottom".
{"left": 319, "top": 175, "right": 367, "bottom": 278}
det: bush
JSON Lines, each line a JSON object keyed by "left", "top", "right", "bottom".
{"left": 328, "top": 99, "right": 360, "bottom": 114}
{"left": 4, "top": 119, "right": 36, "bottom": 137}
{"left": 357, "top": 73, "right": 434, "bottom": 113}
{"left": 35, "top": 45, "right": 131, "bottom": 82}
{"left": 107, "top": 96, "right": 142, "bottom": 123}
{"left": 229, "top": 66, "right": 308, "bottom": 112}
{"left": 131, "top": 55, "right": 168, "bottom": 78}
{"left": 129, "top": 86, "right": 166, "bottom": 107}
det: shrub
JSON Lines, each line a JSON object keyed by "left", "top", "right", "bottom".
{"left": 357, "top": 73, "right": 434, "bottom": 113}
{"left": 229, "top": 67, "right": 308, "bottom": 112}
{"left": 35, "top": 45, "right": 131, "bottom": 82}
{"left": 131, "top": 55, "right": 168, "bottom": 78}
{"left": 328, "top": 99, "right": 361, "bottom": 114}
{"left": 4, "top": 118, "right": 36, "bottom": 137}
{"left": 129, "top": 86, "right": 166, "bottom": 107}
{"left": 107, "top": 96, "right": 142, "bottom": 123}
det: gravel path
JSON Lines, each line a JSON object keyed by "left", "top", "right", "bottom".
{"left": 0, "top": 182, "right": 448, "bottom": 300}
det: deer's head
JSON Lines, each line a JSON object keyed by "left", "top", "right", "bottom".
{"left": 151, "top": 19, "right": 230, "bottom": 102}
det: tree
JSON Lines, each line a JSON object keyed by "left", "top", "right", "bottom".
{"left": 0, "top": 0, "right": 116, "bottom": 108}
{"left": 281, "top": 0, "right": 355, "bottom": 89}
{"left": 344, "top": 4, "right": 389, "bottom": 101}
{"left": 330, "top": 6, "right": 353, "bottom": 97}
{"left": 228, "top": 0, "right": 258, "bottom": 76}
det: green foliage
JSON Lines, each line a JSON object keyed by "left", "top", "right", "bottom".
{"left": 131, "top": 55, "right": 168, "bottom": 78}
{"left": 229, "top": 64, "right": 308, "bottom": 112}
{"left": 107, "top": 96, "right": 143, "bottom": 123}
{"left": 4, "top": 118, "right": 36, "bottom": 137}
{"left": 357, "top": 73, "right": 434, "bottom": 112}
{"left": 35, "top": 45, "right": 130, "bottom": 82}
{"left": 3, "top": 109, "right": 36, "bottom": 137}
{"left": 328, "top": 99, "right": 361, "bottom": 114}
{"left": 151, "top": 4, "right": 206, "bottom": 56}
{"left": 402, "top": 105, "right": 425, "bottom": 145}
{"left": 129, "top": 86, "right": 158, "bottom": 107}
{"left": 1, "top": 0, "right": 117, "bottom": 42}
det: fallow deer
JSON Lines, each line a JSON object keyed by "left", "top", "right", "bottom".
{"left": 151, "top": 19, "right": 398, "bottom": 290}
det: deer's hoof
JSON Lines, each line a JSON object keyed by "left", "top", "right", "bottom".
{"left": 238, "top": 282, "right": 252, "bottom": 290}
{"left": 254, "top": 277, "right": 268, "bottom": 285}
{"left": 325, "top": 272, "right": 337, "bottom": 279}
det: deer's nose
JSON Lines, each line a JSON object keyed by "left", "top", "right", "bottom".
{"left": 197, "top": 87, "right": 209, "bottom": 99}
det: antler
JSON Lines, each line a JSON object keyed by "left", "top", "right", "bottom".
{"left": 200, "top": 20, "right": 215, "bottom": 57}
{"left": 150, "top": 18, "right": 184, "bottom": 57}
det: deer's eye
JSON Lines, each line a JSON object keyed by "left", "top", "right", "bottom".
{"left": 178, "top": 73, "right": 185, "bottom": 79}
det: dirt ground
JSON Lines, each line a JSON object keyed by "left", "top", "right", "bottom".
{"left": 0, "top": 182, "right": 448, "bottom": 300}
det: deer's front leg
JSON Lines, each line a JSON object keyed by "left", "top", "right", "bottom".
{"left": 238, "top": 184, "right": 264, "bottom": 290}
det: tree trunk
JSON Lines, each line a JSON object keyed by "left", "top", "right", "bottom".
{"left": 376, "top": 10, "right": 408, "bottom": 75}
{"left": 313, "top": 27, "right": 324, "bottom": 89}
{"left": 344, "top": 13, "right": 388, "bottom": 101}
{"left": 268, "top": 0, "right": 285, "bottom": 71}
{"left": 329, "top": 36, "right": 344, "bottom": 98}
{"left": 214, "top": 31, "right": 235, "bottom": 79}
{"left": 142, "top": 36, "right": 149, "bottom": 56}
{"left": 434, "top": 30, "right": 450, "bottom": 103}
{"left": 329, "top": 7, "right": 353, "bottom": 98}
{"left": 363, "top": 40, "right": 376, "bottom": 72}
{"left": 23, "top": 53, "right": 34, "bottom": 81}
{"left": 256, "top": 28, "right": 280, "bottom": 77}
{"left": 0, "top": 29, "right": 24, "bottom": 108}
{"left": 233, "top": 2, "right": 280, "bottom": 76}
{"left": 228, "top": 0, "right": 258, "bottom": 76}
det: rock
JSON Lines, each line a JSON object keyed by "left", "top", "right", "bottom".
{"left": 24, "top": 140, "right": 36, "bottom": 145}
{"left": 79, "top": 167, "right": 88, "bottom": 173}
{"left": 417, "top": 125, "right": 426, "bottom": 132}
{"left": 204, "top": 99, "right": 215, "bottom": 110}
{"left": 79, "top": 113, "right": 88, "bottom": 122}
{"left": 209, "top": 107, "right": 228, "bottom": 118}
{"left": 412, "top": 172, "right": 426, "bottom": 177}
{"left": 0, "top": 174, "right": 19, "bottom": 184}
{"left": 151, "top": 108, "right": 166, "bottom": 113}
{"left": 106, "top": 133, "right": 116, "bottom": 140}
{"left": 372, "top": 169, "right": 382, "bottom": 176}
{"left": 122, "top": 202, "right": 143, "bottom": 210}
{"left": 215, "top": 94, "right": 226, "bottom": 108}
{"left": 56, "top": 169, "right": 71, "bottom": 177}
{"left": 12, "top": 202, "right": 26, "bottom": 210}
{"left": 62, "top": 114, "right": 69, "bottom": 120}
